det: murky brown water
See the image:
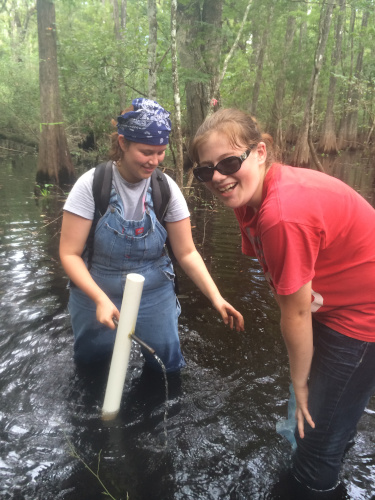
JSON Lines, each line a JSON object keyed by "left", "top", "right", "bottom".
{"left": 0, "top": 153, "right": 374, "bottom": 499}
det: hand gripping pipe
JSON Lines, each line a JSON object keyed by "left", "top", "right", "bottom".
{"left": 102, "top": 273, "right": 145, "bottom": 420}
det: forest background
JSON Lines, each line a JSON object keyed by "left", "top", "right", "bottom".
{"left": 1, "top": 0, "right": 374, "bottom": 189}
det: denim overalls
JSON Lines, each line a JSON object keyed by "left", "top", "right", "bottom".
{"left": 68, "top": 184, "right": 186, "bottom": 373}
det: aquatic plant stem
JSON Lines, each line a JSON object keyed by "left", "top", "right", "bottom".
{"left": 66, "top": 438, "right": 123, "bottom": 500}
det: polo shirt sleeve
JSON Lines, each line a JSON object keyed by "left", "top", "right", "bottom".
{"left": 261, "top": 220, "right": 323, "bottom": 295}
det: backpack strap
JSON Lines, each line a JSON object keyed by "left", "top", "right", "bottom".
{"left": 151, "top": 168, "right": 171, "bottom": 226}
{"left": 86, "top": 161, "right": 113, "bottom": 269}
{"left": 93, "top": 161, "right": 113, "bottom": 216}
{"left": 151, "top": 168, "right": 180, "bottom": 295}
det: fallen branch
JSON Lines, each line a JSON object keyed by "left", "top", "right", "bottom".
{"left": 0, "top": 145, "right": 28, "bottom": 153}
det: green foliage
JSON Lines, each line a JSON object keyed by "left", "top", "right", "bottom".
{"left": 0, "top": 2, "right": 39, "bottom": 144}
{"left": 36, "top": 183, "right": 53, "bottom": 197}
{"left": 0, "top": 0, "right": 374, "bottom": 154}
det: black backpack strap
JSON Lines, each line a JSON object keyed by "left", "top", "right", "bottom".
{"left": 93, "top": 161, "right": 113, "bottom": 216}
{"left": 86, "top": 161, "right": 113, "bottom": 269}
{"left": 151, "top": 168, "right": 180, "bottom": 295}
{"left": 151, "top": 168, "right": 171, "bottom": 226}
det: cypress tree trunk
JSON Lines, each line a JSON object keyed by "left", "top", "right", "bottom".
{"left": 269, "top": 13, "right": 296, "bottom": 153}
{"left": 318, "top": 0, "right": 345, "bottom": 154}
{"left": 292, "top": 1, "right": 334, "bottom": 167}
{"left": 36, "top": 0, "right": 74, "bottom": 186}
{"left": 337, "top": 8, "right": 356, "bottom": 150}
{"left": 177, "top": 0, "right": 223, "bottom": 140}
{"left": 346, "top": 10, "right": 369, "bottom": 150}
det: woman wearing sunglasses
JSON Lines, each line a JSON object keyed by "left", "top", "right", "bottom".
{"left": 190, "top": 108, "right": 375, "bottom": 497}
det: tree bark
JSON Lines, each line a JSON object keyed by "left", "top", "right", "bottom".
{"left": 251, "top": 5, "right": 274, "bottom": 116}
{"left": 337, "top": 7, "right": 356, "bottom": 150}
{"left": 345, "top": 10, "right": 369, "bottom": 150}
{"left": 171, "top": 0, "right": 184, "bottom": 188}
{"left": 177, "top": 0, "right": 223, "bottom": 140}
{"left": 148, "top": 0, "right": 157, "bottom": 100}
{"left": 292, "top": 1, "right": 334, "bottom": 167}
{"left": 113, "top": 0, "right": 127, "bottom": 110}
{"left": 36, "top": 0, "right": 74, "bottom": 186}
{"left": 318, "top": 0, "right": 346, "bottom": 154}
{"left": 269, "top": 13, "right": 296, "bottom": 153}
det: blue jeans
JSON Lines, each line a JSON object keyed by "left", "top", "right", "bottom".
{"left": 292, "top": 320, "right": 375, "bottom": 491}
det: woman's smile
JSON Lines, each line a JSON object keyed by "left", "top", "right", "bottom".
{"left": 197, "top": 131, "right": 267, "bottom": 210}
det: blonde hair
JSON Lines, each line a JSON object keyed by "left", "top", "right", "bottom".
{"left": 190, "top": 108, "right": 275, "bottom": 168}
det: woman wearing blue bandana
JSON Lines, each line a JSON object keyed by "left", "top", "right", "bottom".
{"left": 60, "top": 98, "right": 244, "bottom": 371}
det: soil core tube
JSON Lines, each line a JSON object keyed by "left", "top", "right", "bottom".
{"left": 102, "top": 273, "right": 145, "bottom": 420}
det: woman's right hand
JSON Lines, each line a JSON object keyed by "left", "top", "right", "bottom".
{"left": 95, "top": 295, "right": 120, "bottom": 330}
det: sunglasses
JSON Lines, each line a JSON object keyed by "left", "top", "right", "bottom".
{"left": 193, "top": 146, "right": 254, "bottom": 183}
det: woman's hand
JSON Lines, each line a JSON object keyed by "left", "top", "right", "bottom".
{"left": 95, "top": 295, "right": 120, "bottom": 330}
{"left": 294, "top": 383, "right": 315, "bottom": 439}
{"left": 211, "top": 296, "right": 244, "bottom": 331}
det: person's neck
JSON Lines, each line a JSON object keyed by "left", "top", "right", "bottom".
{"left": 116, "top": 160, "right": 139, "bottom": 184}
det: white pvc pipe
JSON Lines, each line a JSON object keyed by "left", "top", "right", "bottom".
{"left": 102, "top": 273, "right": 145, "bottom": 420}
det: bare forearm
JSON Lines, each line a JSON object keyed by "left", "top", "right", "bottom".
{"left": 281, "top": 313, "right": 313, "bottom": 388}
{"left": 60, "top": 254, "right": 108, "bottom": 305}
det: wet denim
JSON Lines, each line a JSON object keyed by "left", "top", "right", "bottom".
{"left": 68, "top": 185, "right": 186, "bottom": 372}
{"left": 292, "top": 319, "right": 375, "bottom": 491}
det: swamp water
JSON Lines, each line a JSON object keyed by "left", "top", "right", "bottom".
{"left": 0, "top": 154, "right": 375, "bottom": 499}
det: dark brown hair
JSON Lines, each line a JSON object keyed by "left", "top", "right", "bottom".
{"left": 190, "top": 108, "right": 275, "bottom": 168}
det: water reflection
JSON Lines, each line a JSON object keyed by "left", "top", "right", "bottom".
{"left": 0, "top": 154, "right": 374, "bottom": 499}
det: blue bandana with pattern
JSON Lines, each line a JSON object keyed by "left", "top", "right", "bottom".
{"left": 117, "top": 98, "right": 171, "bottom": 145}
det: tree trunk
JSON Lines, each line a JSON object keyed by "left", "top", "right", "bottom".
{"left": 120, "top": 0, "right": 127, "bottom": 30}
{"left": 177, "top": 0, "right": 223, "bottom": 140}
{"left": 36, "top": 0, "right": 74, "bottom": 186}
{"left": 250, "top": 5, "right": 274, "bottom": 116}
{"left": 171, "top": 0, "right": 184, "bottom": 188}
{"left": 337, "top": 7, "right": 356, "bottom": 150}
{"left": 113, "top": 0, "right": 127, "bottom": 110}
{"left": 292, "top": 1, "right": 334, "bottom": 167}
{"left": 201, "top": 0, "right": 223, "bottom": 102}
{"left": 269, "top": 12, "right": 296, "bottom": 153}
{"left": 318, "top": 0, "right": 345, "bottom": 154}
{"left": 148, "top": 0, "right": 157, "bottom": 100}
{"left": 346, "top": 10, "right": 369, "bottom": 150}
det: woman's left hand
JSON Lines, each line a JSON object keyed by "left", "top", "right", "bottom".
{"left": 212, "top": 297, "right": 245, "bottom": 331}
{"left": 294, "top": 383, "right": 315, "bottom": 439}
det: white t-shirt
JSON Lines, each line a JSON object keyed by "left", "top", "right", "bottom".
{"left": 64, "top": 163, "right": 190, "bottom": 222}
